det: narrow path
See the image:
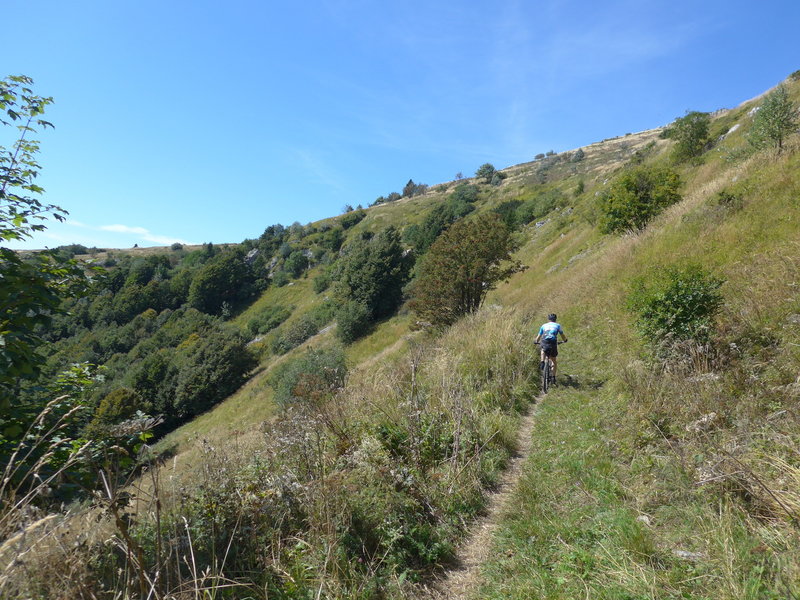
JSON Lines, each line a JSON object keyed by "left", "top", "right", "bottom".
{"left": 419, "top": 400, "right": 540, "bottom": 599}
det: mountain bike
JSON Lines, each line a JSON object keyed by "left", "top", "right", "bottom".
{"left": 535, "top": 341, "right": 566, "bottom": 394}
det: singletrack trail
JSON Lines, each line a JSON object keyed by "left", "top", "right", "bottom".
{"left": 419, "top": 400, "right": 540, "bottom": 599}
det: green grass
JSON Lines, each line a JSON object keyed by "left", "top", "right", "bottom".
{"left": 111, "top": 76, "right": 800, "bottom": 597}
{"left": 473, "top": 87, "right": 800, "bottom": 598}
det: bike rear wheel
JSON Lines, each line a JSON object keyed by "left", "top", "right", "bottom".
{"left": 541, "top": 359, "right": 551, "bottom": 394}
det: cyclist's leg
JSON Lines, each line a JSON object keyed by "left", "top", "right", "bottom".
{"left": 551, "top": 356, "right": 558, "bottom": 379}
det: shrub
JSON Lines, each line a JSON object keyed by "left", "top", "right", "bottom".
{"left": 269, "top": 346, "right": 346, "bottom": 405}
{"left": 475, "top": 163, "right": 497, "bottom": 183}
{"left": 340, "top": 209, "right": 366, "bottom": 229}
{"left": 270, "top": 314, "right": 321, "bottom": 355}
{"left": 284, "top": 250, "right": 309, "bottom": 278}
{"left": 669, "top": 111, "right": 710, "bottom": 162}
{"left": 247, "top": 305, "right": 292, "bottom": 335}
{"left": 272, "top": 271, "right": 290, "bottom": 287}
{"left": 313, "top": 271, "right": 331, "bottom": 293}
{"left": 598, "top": 166, "right": 681, "bottom": 233}
{"left": 628, "top": 265, "right": 724, "bottom": 346}
{"left": 335, "top": 300, "right": 372, "bottom": 344}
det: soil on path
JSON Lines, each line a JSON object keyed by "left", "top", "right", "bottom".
{"left": 419, "top": 401, "right": 540, "bottom": 599}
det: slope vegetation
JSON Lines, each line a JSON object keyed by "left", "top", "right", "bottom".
{"left": 5, "top": 74, "right": 800, "bottom": 599}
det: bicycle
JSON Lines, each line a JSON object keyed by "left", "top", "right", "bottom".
{"left": 535, "top": 340, "right": 566, "bottom": 394}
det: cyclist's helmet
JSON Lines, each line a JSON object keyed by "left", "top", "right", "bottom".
{"left": 547, "top": 313, "right": 557, "bottom": 321}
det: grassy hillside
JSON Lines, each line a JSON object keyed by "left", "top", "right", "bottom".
{"left": 4, "top": 74, "right": 800, "bottom": 599}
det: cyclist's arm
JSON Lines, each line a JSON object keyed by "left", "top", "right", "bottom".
{"left": 559, "top": 329, "right": 568, "bottom": 342}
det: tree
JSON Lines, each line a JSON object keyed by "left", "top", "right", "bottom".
{"left": 475, "top": 163, "right": 497, "bottom": 183}
{"left": 172, "top": 329, "right": 257, "bottom": 420}
{"left": 598, "top": 166, "right": 681, "bottom": 234}
{"left": 669, "top": 111, "right": 710, "bottom": 162}
{"left": 188, "top": 249, "right": 256, "bottom": 314}
{"left": 409, "top": 214, "right": 525, "bottom": 328}
{"left": 403, "top": 193, "right": 474, "bottom": 254}
{"left": 1, "top": 76, "right": 88, "bottom": 405}
{"left": 748, "top": 84, "right": 798, "bottom": 152}
{"left": 335, "top": 226, "right": 411, "bottom": 321}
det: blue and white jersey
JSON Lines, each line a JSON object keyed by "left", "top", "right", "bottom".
{"left": 538, "top": 322, "right": 562, "bottom": 341}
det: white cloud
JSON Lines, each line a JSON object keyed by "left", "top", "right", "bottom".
{"left": 61, "top": 220, "right": 194, "bottom": 246}
{"left": 100, "top": 224, "right": 150, "bottom": 235}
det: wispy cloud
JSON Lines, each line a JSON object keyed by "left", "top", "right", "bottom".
{"left": 67, "top": 220, "right": 193, "bottom": 246}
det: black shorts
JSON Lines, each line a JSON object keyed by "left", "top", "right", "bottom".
{"left": 541, "top": 339, "right": 558, "bottom": 357}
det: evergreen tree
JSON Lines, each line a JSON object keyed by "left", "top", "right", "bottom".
{"left": 409, "top": 214, "right": 524, "bottom": 328}
{"left": 335, "top": 226, "right": 411, "bottom": 322}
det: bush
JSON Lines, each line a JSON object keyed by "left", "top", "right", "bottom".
{"left": 313, "top": 271, "right": 331, "bottom": 293}
{"left": 628, "top": 265, "right": 724, "bottom": 346}
{"left": 669, "top": 111, "right": 710, "bottom": 162}
{"left": 598, "top": 166, "right": 681, "bottom": 233}
{"left": 247, "top": 305, "right": 292, "bottom": 336}
{"left": 335, "top": 300, "right": 372, "bottom": 344}
{"left": 271, "top": 314, "right": 321, "bottom": 355}
{"left": 340, "top": 209, "right": 366, "bottom": 230}
{"left": 475, "top": 163, "right": 497, "bottom": 183}
{"left": 272, "top": 271, "right": 290, "bottom": 287}
{"left": 284, "top": 250, "right": 309, "bottom": 278}
{"left": 269, "top": 346, "right": 346, "bottom": 405}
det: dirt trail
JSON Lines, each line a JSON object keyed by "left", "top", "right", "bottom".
{"left": 419, "top": 401, "right": 540, "bottom": 599}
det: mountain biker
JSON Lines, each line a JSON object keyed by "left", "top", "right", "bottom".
{"left": 535, "top": 313, "right": 568, "bottom": 382}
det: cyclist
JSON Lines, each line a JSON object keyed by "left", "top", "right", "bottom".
{"left": 535, "top": 313, "right": 568, "bottom": 382}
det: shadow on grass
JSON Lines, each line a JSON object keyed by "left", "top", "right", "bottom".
{"left": 558, "top": 374, "right": 606, "bottom": 390}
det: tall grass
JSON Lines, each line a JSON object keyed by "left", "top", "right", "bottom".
{"left": 2, "top": 307, "right": 537, "bottom": 598}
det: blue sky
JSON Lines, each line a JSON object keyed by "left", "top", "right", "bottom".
{"left": 5, "top": 0, "right": 799, "bottom": 249}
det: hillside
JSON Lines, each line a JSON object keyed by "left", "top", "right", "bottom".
{"left": 3, "top": 73, "right": 800, "bottom": 599}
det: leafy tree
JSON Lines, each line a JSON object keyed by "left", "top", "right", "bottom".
{"left": 0, "top": 76, "right": 88, "bottom": 407}
{"left": 409, "top": 214, "right": 525, "bottom": 328}
{"left": 475, "top": 162, "right": 497, "bottom": 182}
{"left": 335, "top": 226, "right": 411, "bottom": 321}
{"left": 669, "top": 111, "right": 710, "bottom": 162}
{"left": 320, "top": 226, "right": 344, "bottom": 252}
{"left": 172, "top": 329, "right": 257, "bottom": 420}
{"left": 87, "top": 387, "right": 147, "bottom": 436}
{"left": 748, "top": 84, "right": 798, "bottom": 152}
{"left": 188, "top": 249, "right": 256, "bottom": 314}
{"left": 598, "top": 166, "right": 681, "bottom": 233}
{"left": 284, "top": 250, "right": 309, "bottom": 278}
